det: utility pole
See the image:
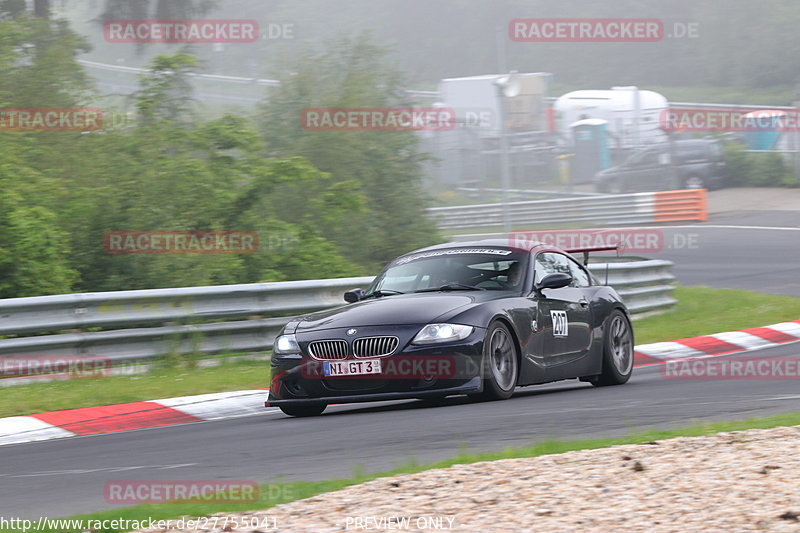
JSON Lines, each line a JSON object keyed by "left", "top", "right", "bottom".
{"left": 33, "top": 0, "right": 49, "bottom": 18}
{"left": 495, "top": 27, "right": 513, "bottom": 235}
{"left": 794, "top": 84, "right": 800, "bottom": 185}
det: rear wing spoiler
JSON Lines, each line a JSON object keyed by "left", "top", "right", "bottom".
{"left": 564, "top": 245, "right": 620, "bottom": 266}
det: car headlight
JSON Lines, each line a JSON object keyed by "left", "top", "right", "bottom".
{"left": 412, "top": 323, "right": 473, "bottom": 345}
{"left": 274, "top": 334, "right": 300, "bottom": 354}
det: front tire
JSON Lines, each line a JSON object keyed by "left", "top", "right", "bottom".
{"left": 278, "top": 403, "right": 327, "bottom": 417}
{"left": 593, "top": 310, "right": 634, "bottom": 387}
{"left": 471, "top": 321, "right": 519, "bottom": 401}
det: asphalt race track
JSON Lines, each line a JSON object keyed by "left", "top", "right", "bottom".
{"left": 655, "top": 222, "right": 800, "bottom": 298}
{"left": 1, "top": 221, "right": 799, "bottom": 519}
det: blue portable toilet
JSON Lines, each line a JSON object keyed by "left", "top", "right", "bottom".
{"left": 742, "top": 110, "right": 786, "bottom": 150}
{"left": 569, "top": 118, "right": 612, "bottom": 184}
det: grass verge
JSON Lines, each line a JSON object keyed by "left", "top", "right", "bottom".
{"left": 633, "top": 285, "right": 800, "bottom": 345}
{"left": 0, "top": 358, "right": 268, "bottom": 419}
{"left": 1, "top": 286, "right": 798, "bottom": 418}
{"left": 4, "top": 412, "right": 800, "bottom": 533}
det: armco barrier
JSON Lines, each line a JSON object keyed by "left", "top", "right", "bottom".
{"left": 653, "top": 189, "right": 708, "bottom": 223}
{"left": 427, "top": 189, "right": 707, "bottom": 231}
{"left": 0, "top": 277, "right": 371, "bottom": 336}
{"left": 0, "top": 261, "right": 674, "bottom": 364}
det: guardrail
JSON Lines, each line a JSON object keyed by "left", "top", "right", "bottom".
{"left": 427, "top": 189, "right": 707, "bottom": 231}
{"left": 0, "top": 261, "right": 674, "bottom": 364}
{"left": 78, "top": 60, "right": 437, "bottom": 100}
{"left": 456, "top": 187, "right": 602, "bottom": 199}
{"left": 0, "top": 277, "right": 370, "bottom": 336}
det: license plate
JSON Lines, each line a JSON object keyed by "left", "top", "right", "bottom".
{"left": 323, "top": 359, "right": 382, "bottom": 377}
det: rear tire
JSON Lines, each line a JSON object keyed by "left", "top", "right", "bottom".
{"left": 592, "top": 310, "right": 634, "bottom": 387}
{"left": 278, "top": 403, "right": 327, "bottom": 417}
{"left": 471, "top": 321, "right": 519, "bottom": 401}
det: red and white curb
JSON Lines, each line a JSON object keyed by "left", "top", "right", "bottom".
{"left": 2, "top": 319, "right": 799, "bottom": 447}
{"left": 0, "top": 390, "right": 269, "bottom": 447}
{"left": 634, "top": 320, "right": 800, "bottom": 365}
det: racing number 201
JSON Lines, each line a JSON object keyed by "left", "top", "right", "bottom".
{"left": 551, "top": 310, "right": 568, "bottom": 337}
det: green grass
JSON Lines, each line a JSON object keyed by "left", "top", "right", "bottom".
{"left": 1, "top": 286, "right": 798, "bottom": 419}
{"left": 4, "top": 412, "right": 800, "bottom": 533}
{"left": 634, "top": 286, "right": 800, "bottom": 345}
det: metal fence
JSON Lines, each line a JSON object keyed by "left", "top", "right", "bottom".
{"left": 427, "top": 189, "right": 707, "bottom": 231}
{"left": 456, "top": 187, "right": 602, "bottom": 199}
{"left": 0, "top": 261, "right": 674, "bottom": 364}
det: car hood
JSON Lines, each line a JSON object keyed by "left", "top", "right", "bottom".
{"left": 593, "top": 166, "right": 620, "bottom": 180}
{"left": 294, "top": 291, "right": 507, "bottom": 332}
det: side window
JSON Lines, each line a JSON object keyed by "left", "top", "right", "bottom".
{"left": 535, "top": 253, "right": 591, "bottom": 287}
{"left": 534, "top": 252, "right": 571, "bottom": 283}
{"left": 567, "top": 259, "right": 591, "bottom": 287}
{"left": 638, "top": 151, "right": 660, "bottom": 166}
{"left": 680, "top": 147, "right": 705, "bottom": 162}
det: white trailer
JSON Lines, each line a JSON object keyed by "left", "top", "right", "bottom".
{"left": 554, "top": 87, "right": 668, "bottom": 147}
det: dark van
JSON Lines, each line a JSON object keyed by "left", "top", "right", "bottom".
{"left": 593, "top": 139, "right": 727, "bottom": 193}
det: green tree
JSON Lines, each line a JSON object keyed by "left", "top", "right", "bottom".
{"left": 259, "top": 33, "right": 442, "bottom": 270}
{"left": 134, "top": 53, "right": 199, "bottom": 125}
{"left": 0, "top": 153, "right": 77, "bottom": 297}
{"left": 0, "top": 15, "right": 90, "bottom": 107}
{"left": 45, "top": 53, "right": 364, "bottom": 291}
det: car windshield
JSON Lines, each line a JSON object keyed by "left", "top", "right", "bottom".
{"left": 367, "top": 248, "right": 528, "bottom": 295}
{"left": 624, "top": 149, "right": 660, "bottom": 166}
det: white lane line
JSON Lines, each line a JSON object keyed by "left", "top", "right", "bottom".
{"left": 763, "top": 395, "right": 800, "bottom": 401}
{"left": 687, "top": 224, "right": 800, "bottom": 231}
{"left": 9, "top": 463, "right": 199, "bottom": 478}
{"left": 584, "top": 224, "right": 800, "bottom": 232}
{"left": 454, "top": 224, "right": 800, "bottom": 241}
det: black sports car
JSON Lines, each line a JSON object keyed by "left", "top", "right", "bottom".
{"left": 267, "top": 239, "right": 634, "bottom": 417}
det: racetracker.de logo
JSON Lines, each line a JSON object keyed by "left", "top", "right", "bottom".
{"left": 301, "top": 355, "right": 461, "bottom": 380}
{"left": 661, "top": 107, "right": 800, "bottom": 133}
{"left": 301, "top": 107, "right": 456, "bottom": 132}
{"left": 104, "top": 231, "right": 258, "bottom": 255}
{"left": 509, "top": 18, "right": 663, "bottom": 42}
{"left": 0, "top": 356, "right": 111, "bottom": 379}
{"left": 0, "top": 108, "right": 103, "bottom": 132}
{"left": 510, "top": 229, "right": 665, "bottom": 254}
{"left": 104, "top": 19, "right": 259, "bottom": 43}
{"left": 662, "top": 357, "right": 800, "bottom": 380}
{"left": 104, "top": 481, "right": 259, "bottom": 504}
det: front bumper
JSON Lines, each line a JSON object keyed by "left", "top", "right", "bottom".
{"left": 267, "top": 325, "right": 485, "bottom": 407}
{"left": 266, "top": 377, "right": 482, "bottom": 407}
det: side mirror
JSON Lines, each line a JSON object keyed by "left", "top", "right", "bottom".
{"left": 535, "top": 273, "right": 572, "bottom": 292}
{"left": 344, "top": 288, "right": 365, "bottom": 303}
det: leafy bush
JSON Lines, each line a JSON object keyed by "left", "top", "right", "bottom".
{"left": 723, "top": 141, "right": 799, "bottom": 187}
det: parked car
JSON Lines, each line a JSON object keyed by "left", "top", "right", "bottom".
{"left": 593, "top": 139, "right": 727, "bottom": 193}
